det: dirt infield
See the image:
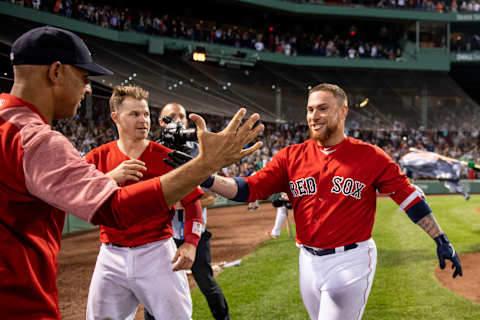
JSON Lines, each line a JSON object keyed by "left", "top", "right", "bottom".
{"left": 57, "top": 202, "right": 280, "bottom": 319}
{"left": 435, "top": 252, "right": 480, "bottom": 303}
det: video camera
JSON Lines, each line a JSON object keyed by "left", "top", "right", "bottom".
{"left": 272, "top": 198, "right": 292, "bottom": 210}
{"left": 157, "top": 116, "right": 197, "bottom": 153}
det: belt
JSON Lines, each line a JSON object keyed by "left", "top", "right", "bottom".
{"left": 105, "top": 243, "right": 134, "bottom": 248}
{"left": 303, "top": 243, "right": 358, "bottom": 257}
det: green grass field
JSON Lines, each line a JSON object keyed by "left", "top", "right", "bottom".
{"left": 191, "top": 195, "right": 480, "bottom": 320}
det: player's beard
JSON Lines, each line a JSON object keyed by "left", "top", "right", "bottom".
{"left": 309, "top": 121, "right": 339, "bottom": 144}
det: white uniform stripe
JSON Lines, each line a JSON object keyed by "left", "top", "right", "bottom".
{"left": 399, "top": 190, "right": 421, "bottom": 210}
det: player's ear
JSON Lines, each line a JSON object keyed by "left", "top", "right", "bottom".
{"left": 342, "top": 104, "right": 349, "bottom": 118}
{"left": 47, "top": 61, "right": 62, "bottom": 84}
{"left": 111, "top": 111, "right": 118, "bottom": 123}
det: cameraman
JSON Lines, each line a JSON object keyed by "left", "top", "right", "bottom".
{"left": 270, "top": 192, "right": 291, "bottom": 238}
{"left": 146, "top": 103, "right": 230, "bottom": 320}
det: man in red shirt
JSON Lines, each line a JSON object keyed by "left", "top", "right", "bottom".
{"left": 85, "top": 86, "right": 204, "bottom": 319}
{"left": 177, "top": 83, "right": 463, "bottom": 319}
{"left": 0, "top": 26, "right": 263, "bottom": 319}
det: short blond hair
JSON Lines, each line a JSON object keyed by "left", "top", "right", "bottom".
{"left": 109, "top": 85, "right": 149, "bottom": 112}
{"left": 308, "top": 83, "right": 348, "bottom": 107}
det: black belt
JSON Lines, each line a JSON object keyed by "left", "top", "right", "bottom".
{"left": 106, "top": 243, "right": 134, "bottom": 248}
{"left": 303, "top": 243, "right": 358, "bottom": 257}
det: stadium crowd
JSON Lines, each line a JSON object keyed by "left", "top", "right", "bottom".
{"left": 52, "top": 102, "right": 480, "bottom": 180}
{"left": 7, "top": 0, "right": 403, "bottom": 60}
{"left": 294, "top": 0, "right": 478, "bottom": 13}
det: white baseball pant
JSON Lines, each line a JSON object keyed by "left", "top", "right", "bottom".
{"left": 86, "top": 238, "right": 192, "bottom": 320}
{"left": 299, "top": 238, "right": 377, "bottom": 320}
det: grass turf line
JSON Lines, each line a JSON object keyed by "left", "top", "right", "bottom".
{"left": 191, "top": 195, "right": 480, "bottom": 319}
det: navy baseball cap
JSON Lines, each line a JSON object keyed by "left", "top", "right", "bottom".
{"left": 10, "top": 26, "right": 113, "bottom": 76}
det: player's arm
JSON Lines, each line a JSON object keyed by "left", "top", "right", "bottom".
{"left": 24, "top": 109, "right": 263, "bottom": 229}
{"left": 165, "top": 148, "right": 288, "bottom": 203}
{"left": 377, "top": 155, "right": 463, "bottom": 278}
{"left": 164, "top": 153, "right": 250, "bottom": 200}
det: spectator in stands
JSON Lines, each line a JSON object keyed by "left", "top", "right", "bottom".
{"left": 10, "top": 0, "right": 403, "bottom": 61}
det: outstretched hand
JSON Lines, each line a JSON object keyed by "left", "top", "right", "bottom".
{"left": 435, "top": 234, "right": 462, "bottom": 278}
{"left": 189, "top": 108, "right": 264, "bottom": 172}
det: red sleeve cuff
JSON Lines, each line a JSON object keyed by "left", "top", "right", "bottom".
{"left": 184, "top": 234, "right": 200, "bottom": 247}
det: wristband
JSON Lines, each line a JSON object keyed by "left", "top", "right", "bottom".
{"left": 200, "top": 176, "right": 215, "bottom": 188}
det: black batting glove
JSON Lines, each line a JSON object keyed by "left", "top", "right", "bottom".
{"left": 163, "top": 150, "right": 215, "bottom": 188}
{"left": 434, "top": 234, "right": 463, "bottom": 278}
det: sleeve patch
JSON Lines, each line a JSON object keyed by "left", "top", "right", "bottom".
{"left": 192, "top": 221, "right": 202, "bottom": 237}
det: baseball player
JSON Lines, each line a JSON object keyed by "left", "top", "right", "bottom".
{"left": 170, "top": 83, "right": 463, "bottom": 319}
{"left": 0, "top": 26, "right": 264, "bottom": 319}
{"left": 145, "top": 102, "right": 230, "bottom": 320}
{"left": 85, "top": 86, "right": 205, "bottom": 319}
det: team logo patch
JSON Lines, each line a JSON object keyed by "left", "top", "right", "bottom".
{"left": 192, "top": 221, "right": 202, "bottom": 237}
{"left": 331, "top": 176, "right": 366, "bottom": 199}
{"left": 289, "top": 177, "right": 317, "bottom": 197}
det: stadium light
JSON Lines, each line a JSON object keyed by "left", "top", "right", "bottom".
{"left": 193, "top": 46, "right": 207, "bottom": 62}
{"left": 193, "top": 52, "right": 206, "bottom": 62}
{"left": 359, "top": 98, "right": 369, "bottom": 108}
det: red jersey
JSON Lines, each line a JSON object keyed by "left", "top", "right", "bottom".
{"left": 245, "top": 137, "right": 421, "bottom": 249}
{"left": 86, "top": 141, "right": 203, "bottom": 247}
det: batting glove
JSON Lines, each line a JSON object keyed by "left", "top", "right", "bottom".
{"left": 434, "top": 234, "right": 463, "bottom": 278}
{"left": 163, "top": 150, "right": 215, "bottom": 188}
